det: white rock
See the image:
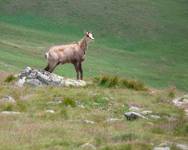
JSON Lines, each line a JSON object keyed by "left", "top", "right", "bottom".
{"left": 24, "top": 66, "right": 32, "bottom": 73}
{"left": 17, "top": 67, "right": 87, "bottom": 87}
{"left": 81, "top": 143, "right": 96, "bottom": 150}
{"left": 173, "top": 96, "right": 188, "bottom": 107}
{"left": 185, "top": 109, "right": 188, "bottom": 116}
{"left": 45, "top": 110, "right": 55, "bottom": 113}
{"left": 106, "top": 118, "right": 122, "bottom": 123}
{"left": 78, "top": 104, "right": 85, "bottom": 109}
{"left": 176, "top": 144, "right": 188, "bottom": 150}
{"left": 124, "top": 111, "right": 148, "bottom": 120}
{"left": 153, "top": 147, "right": 170, "bottom": 150}
{"left": 150, "top": 115, "right": 161, "bottom": 119}
{"left": 173, "top": 95, "right": 188, "bottom": 116}
{"left": 83, "top": 120, "right": 95, "bottom": 124}
{"left": 47, "top": 100, "right": 62, "bottom": 105}
{"left": 16, "top": 77, "right": 26, "bottom": 87}
{"left": 0, "top": 96, "right": 16, "bottom": 103}
{"left": 1, "top": 111, "right": 21, "bottom": 115}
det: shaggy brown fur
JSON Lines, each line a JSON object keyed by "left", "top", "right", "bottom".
{"left": 44, "top": 32, "right": 94, "bottom": 80}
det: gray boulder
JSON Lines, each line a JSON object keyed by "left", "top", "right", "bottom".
{"left": 176, "top": 144, "right": 188, "bottom": 150}
{"left": 124, "top": 111, "right": 148, "bottom": 120}
{"left": 173, "top": 95, "right": 188, "bottom": 116}
{"left": 153, "top": 147, "right": 170, "bottom": 150}
{"left": 0, "top": 96, "right": 16, "bottom": 104}
{"left": 173, "top": 95, "right": 188, "bottom": 107}
{"left": 17, "top": 66, "right": 87, "bottom": 87}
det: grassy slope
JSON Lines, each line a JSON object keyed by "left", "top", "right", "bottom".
{"left": 0, "top": 80, "right": 187, "bottom": 150}
{"left": 0, "top": 0, "right": 188, "bottom": 90}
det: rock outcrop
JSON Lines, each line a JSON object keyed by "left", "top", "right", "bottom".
{"left": 173, "top": 95, "right": 188, "bottom": 116}
{"left": 17, "top": 67, "right": 87, "bottom": 87}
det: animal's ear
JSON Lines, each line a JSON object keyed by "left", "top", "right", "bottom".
{"left": 85, "top": 32, "right": 90, "bottom": 37}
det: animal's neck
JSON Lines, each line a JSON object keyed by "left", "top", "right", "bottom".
{"left": 79, "top": 37, "right": 88, "bottom": 54}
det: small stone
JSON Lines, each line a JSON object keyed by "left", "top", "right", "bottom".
{"left": 16, "top": 77, "right": 26, "bottom": 87}
{"left": 106, "top": 118, "right": 122, "bottom": 123}
{"left": 45, "top": 110, "right": 55, "bottom": 113}
{"left": 173, "top": 96, "right": 188, "bottom": 107}
{"left": 47, "top": 100, "right": 62, "bottom": 105}
{"left": 176, "top": 144, "right": 188, "bottom": 150}
{"left": 153, "top": 147, "right": 170, "bottom": 150}
{"left": 0, "top": 96, "right": 16, "bottom": 103}
{"left": 185, "top": 109, "right": 188, "bottom": 116}
{"left": 1, "top": 111, "right": 21, "bottom": 115}
{"left": 159, "top": 142, "right": 172, "bottom": 147}
{"left": 173, "top": 95, "right": 188, "bottom": 116}
{"left": 76, "top": 101, "right": 85, "bottom": 108}
{"left": 78, "top": 104, "right": 85, "bottom": 109}
{"left": 124, "top": 112, "right": 148, "bottom": 120}
{"left": 24, "top": 66, "right": 32, "bottom": 73}
{"left": 83, "top": 120, "right": 95, "bottom": 124}
{"left": 81, "top": 143, "right": 96, "bottom": 150}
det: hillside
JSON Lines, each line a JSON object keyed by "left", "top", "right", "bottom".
{"left": 0, "top": 74, "right": 188, "bottom": 150}
{"left": 0, "top": 0, "right": 188, "bottom": 90}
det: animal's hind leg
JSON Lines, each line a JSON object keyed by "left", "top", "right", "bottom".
{"left": 73, "top": 63, "right": 80, "bottom": 80}
{"left": 79, "top": 63, "right": 83, "bottom": 80}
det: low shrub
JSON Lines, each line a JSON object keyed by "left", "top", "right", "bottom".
{"left": 99, "top": 75, "right": 110, "bottom": 86}
{"left": 62, "top": 98, "right": 76, "bottom": 107}
{"left": 95, "top": 75, "right": 147, "bottom": 91}
{"left": 2, "top": 103, "right": 14, "bottom": 111}
{"left": 168, "top": 87, "right": 176, "bottom": 98}
{"left": 4, "top": 74, "right": 17, "bottom": 83}
{"left": 121, "top": 79, "right": 146, "bottom": 91}
{"left": 108, "top": 76, "right": 119, "bottom": 87}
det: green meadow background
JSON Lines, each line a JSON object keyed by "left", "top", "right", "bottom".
{"left": 0, "top": 0, "right": 188, "bottom": 90}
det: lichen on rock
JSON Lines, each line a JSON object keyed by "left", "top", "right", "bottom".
{"left": 17, "top": 66, "right": 87, "bottom": 87}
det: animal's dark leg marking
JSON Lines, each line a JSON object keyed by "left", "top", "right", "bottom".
{"left": 49, "top": 62, "right": 60, "bottom": 73}
{"left": 74, "top": 63, "right": 80, "bottom": 80}
{"left": 44, "top": 64, "right": 50, "bottom": 71}
{"left": 79, "top": 63, "right": 83, "bottom": 80}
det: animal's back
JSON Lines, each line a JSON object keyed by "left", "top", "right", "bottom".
{"left": 47, "top": 43, "right": 82, "bottom": 63}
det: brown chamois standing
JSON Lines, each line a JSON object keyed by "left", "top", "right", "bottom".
{"left": 44, "top": 32, "right": 94, "bottom": 80}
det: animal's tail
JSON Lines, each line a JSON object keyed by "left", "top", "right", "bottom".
{"left": 45, "top": 52, "right": 49, "bottom": 59}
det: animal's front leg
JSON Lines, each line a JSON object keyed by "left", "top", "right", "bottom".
{"left": 48, "top": 62, "right": 59, "bottom": 73}
{"left": 44, "top": 64, "right": 50, "bottom": 71}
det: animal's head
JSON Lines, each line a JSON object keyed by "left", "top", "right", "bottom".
{"left": 85, "top": 32, "right": 94, "bottom": 40}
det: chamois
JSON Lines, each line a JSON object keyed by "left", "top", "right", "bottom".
{"left": 44, "top": 32, "right": 94, "bottom": 80}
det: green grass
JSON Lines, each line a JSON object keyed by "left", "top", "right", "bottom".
{"left": 0, "top": 1, "right": 188, "bottom": 148}
{"left": 4, "top": 74, "right": 17, "bottom": 83}
{"left": 95, "top": 75, "right": 147, "bottom": 91}
{"left": 0, "top": 81, "right": 187, "bottom": 150}
{"left": 0, "top": 0, "right": 188, "bottom": 90}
